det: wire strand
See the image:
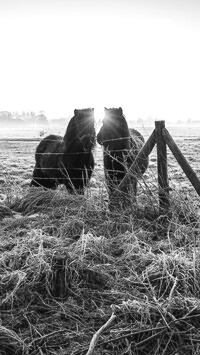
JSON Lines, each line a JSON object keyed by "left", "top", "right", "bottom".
{"left": 0, "top": 135, "right": 141, "bottom": 143}
{"left": 1, "top": 141, "right": 142, "bottom": 155}
{"left": 32, "top": 167, "right": 94, "bottom": 171}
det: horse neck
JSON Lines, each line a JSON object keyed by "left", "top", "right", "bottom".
{"left": 63, "top": 136, "right": 84, "bottom": 154}
{"left": 109, "top": 128, "right": 131, "bottom": 152}
{"left": 119, "top": 135, "right": 131, "bottom": 149}
{"left": 62, "top": 120, "right": 82, "bottom": 153}
{"left": 116, "top": 118, "right": 131, "bottom": 149}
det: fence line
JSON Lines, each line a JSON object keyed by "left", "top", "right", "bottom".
{"left": 111, "top": 120, "right": 200, "bottom": 212}
{"left": 2, "top": 123, "right": 199, "bottom": 213}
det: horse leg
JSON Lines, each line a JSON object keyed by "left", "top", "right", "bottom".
{"left": 42, "top": 179, "right": 58, "bottom": 189}
{"left": 30, "top": 167, "right": 57, "bottom": 189}
{"left": 30, "top": 167, "right": 44, "bottom": 187}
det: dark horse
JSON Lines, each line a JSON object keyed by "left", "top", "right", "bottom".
{"left": 97, "top": 107, "right": 148, "bottom": 196}
{"left": 30, "top": 108, "right": 95, "bottom": 193}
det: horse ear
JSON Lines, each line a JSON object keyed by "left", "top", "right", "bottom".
{"left": 74, "top": 109, "right": 78, "bottom": 115}
{"left": 119, "top": 107, "right": 123, "bottom": 114}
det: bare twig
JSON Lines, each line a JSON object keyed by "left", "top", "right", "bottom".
{"left": 86, "top": 312, "right": 117, "bottom": 355}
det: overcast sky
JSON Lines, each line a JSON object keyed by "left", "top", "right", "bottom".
{"left": 0, "top": 0, "right": 200, "bottom": 122}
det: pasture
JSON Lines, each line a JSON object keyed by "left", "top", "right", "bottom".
{"left": 0, "top": 125, "right": 200, "bottom": 354}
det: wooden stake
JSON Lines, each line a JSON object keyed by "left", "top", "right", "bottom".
{"left": 155, "top": 121, "right": 170, "bottom": 211}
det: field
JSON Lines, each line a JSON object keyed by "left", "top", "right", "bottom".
{"left": 1, "top": 125, "right": 200, "bottom": 354}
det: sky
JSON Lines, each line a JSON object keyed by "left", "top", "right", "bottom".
{"left": 0, "top": 0, "right": 200, "bottom": 122}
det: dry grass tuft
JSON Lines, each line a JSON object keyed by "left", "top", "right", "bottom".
{"left": 11, "top": 187, "right": 86, "bottom": 215}
{"left": 1, "top": 185, "right": 200, "bottom": 354}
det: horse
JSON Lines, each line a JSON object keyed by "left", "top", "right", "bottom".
{"left": 97, "top": 107, "right": 148, "bottom": 197}
{"left": 30, "top": 108, "right": 96, "bottom": 194}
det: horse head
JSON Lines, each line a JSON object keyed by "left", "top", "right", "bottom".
{"left": 97, "top": 107, "right": 131, "bottom": 150}
{"left": 64, "top": 108, "right": 96, "bottom": 152}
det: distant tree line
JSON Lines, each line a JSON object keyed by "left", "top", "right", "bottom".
{"left": 0, "top": 111, "right": 69, "bottom": 128}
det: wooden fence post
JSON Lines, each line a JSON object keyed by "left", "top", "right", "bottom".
{"left": 155, "top": 121, "right": 170, "bottom": 211}
{"left": 163, "top": 127, "right": 200, "bottom": 197}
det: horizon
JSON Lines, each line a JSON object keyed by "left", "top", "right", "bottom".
{"left": 1, "top": 109, "right": 200, "bottom": 127}
{"left": 0, "top": 0, "right": 200, "bottom": 123}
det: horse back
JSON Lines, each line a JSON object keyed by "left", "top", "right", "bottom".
{"left": 129, "top": 130, "right": 148, "bottom": 175}
{"left": 36, "top": 135, "right": 62, "bottom": 153}
{"left": 35, "top": 134, "right": 63, "bottom": 167}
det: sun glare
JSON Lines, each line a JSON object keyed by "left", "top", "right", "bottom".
{"left": 94, "top": 106, "right": 104, "bottom": 127}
